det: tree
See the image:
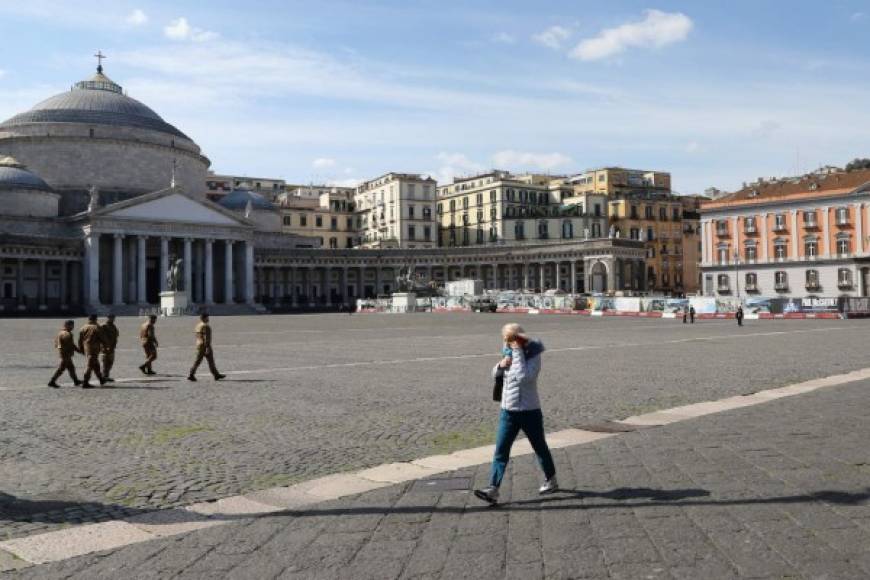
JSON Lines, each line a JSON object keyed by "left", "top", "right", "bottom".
{"left": 845, "top": 158, "right": 870, "bottom": 171}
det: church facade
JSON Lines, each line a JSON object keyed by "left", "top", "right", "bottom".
{"left": 0, "top": 64, "right": 646, "bottom": 315}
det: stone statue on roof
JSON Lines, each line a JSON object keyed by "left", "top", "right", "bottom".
{"left": 87, "top": 185, "right": 100, "bottom": 213}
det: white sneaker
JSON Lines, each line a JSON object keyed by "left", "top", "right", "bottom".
{"left": 474, "top": 486, "right": 500, "bottom": 505}
{"left": 539, "top": 477, "right": 558, "bottom": 495}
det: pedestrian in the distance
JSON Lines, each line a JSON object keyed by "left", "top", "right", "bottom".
{"left": 48, "top": 320, "right": 81, "bottom": 388}
{"left": 689, "top": 306, "right": 696, "bottom": 324}
{"left": 736, "top": 306, "right": 744, "bottom": 326}
{"left": 187, "top": 313, "right": 226, "bottom": 382}
{"left": 474, "top": 323, "right": 557, "bottom": 505}
{"left": 682, "top": 305, "right": 688, "bottom": 324}
{"left": 139, "top": 315, "right": 158, "bottom": 375}
{"left": 100, "top": 314, "right": 119, "bottom": 382}
{"left": 78, "top": 314, "right": 106, "bottom": 388}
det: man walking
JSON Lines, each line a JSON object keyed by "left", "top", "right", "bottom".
{"left": 48, "top": 320, "right": 81, "bottom": 388}
{"left": 139, "top": 315, "right": 158, "bottom": 375}
{"left": 736, "top": 306, "right": 744, "bottom": 326}
{"left": 187, "top": 313, "right": 226, "bottom": 382}
{"left": 78, "top": 314, "right": 106, "bottom": 388}
{"left": 682, "top": 305, "right": 688, "bottom": 324}
{"left": 100, "top": 314, "right": 119, "bottom": 382}
{"left": 689, "top": 305, "right": 696, "bottom": 324}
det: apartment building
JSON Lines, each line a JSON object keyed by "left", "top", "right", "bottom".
{"left": 277, "top": 186, "right": 356, "bottom": 249}
{"left": 205, "top": 172, "right": 291, "bottom": 202}
{"left": 569, "top": 167, "right": 671, "bottom": 196}
{"left": 436, "top": 171, "right": 608, "bottom": 247}
{"left": 354, "top": 173, "right": 437, "bottom": 249}
{"left": 700, "top": 168, "right": 870, "bottom": 298}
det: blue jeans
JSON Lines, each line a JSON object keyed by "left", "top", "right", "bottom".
{"left": 489, "top": 408, "right": 556, "bottom": 487}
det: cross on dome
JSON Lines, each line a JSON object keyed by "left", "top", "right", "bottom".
{"left": 94, "top": 50, "right": 107, "bottom": 73}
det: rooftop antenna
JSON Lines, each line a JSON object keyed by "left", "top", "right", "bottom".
{"left": 94, "top": 50, "right": 107, "bottom": 74}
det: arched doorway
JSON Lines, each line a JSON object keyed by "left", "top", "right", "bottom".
{"left": 591, "top": 261, "right": 607, "bottom": 293}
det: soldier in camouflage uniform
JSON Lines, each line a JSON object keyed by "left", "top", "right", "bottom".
{"left": 139, "top": 315, "right": 158, "bottom": 375}
{"left": 48, "top": 320, "right": 82, "bottom": 388}
{"left": 78, "top": 314, "right": 106, "bottom": 388}
{"left": 187, "top": 313, "right": 226, "bottom": 382}
{"left": 100, "top": 314, "right": 119, "bottom": 382}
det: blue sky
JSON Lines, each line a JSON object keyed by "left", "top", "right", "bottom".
{"left": 0, "top": 0, "right": 868, "bottom": 193}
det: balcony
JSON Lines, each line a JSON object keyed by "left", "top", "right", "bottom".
{"left": 838, "top": 279, "right": 853, "bottom": 290}
{"left": 775, "top": 282, "right": 789, "bottom": 292}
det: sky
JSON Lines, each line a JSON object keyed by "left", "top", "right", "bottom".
{"left": 0, "top": 0, "right": 868, "bottom": 194}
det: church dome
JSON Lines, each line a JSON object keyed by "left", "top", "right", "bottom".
{"left": 0, "top": 70, "right": 189, "bottom": 139}
{"left": 219, "top": 188, "right": 277, "bottom": 211}
{"left": 0, "top": 156, "right": 52, "bottom": 192}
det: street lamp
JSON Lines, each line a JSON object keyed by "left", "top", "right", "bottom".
{"left": 733, "top": 249, "right": 741, "bottom": 299}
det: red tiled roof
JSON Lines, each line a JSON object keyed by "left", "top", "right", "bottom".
{"left": 703, "top": 169, "right": 870, "bottom": 210}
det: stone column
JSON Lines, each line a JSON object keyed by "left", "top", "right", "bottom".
{"left": 224, "top": 240, "right": 235, "bottom": 304}
{"left": 126, "top": 237, "right": 137, "bottom": 304}
{"left": 159, "top": 237, "right": 170, "bottom": 293}
{"left": 290, "top": 268, "right": 298, "bottom": 307}
{"left": 85, "top": 233, "right": 100, "bottom": 307}
{"left": 856, "top": 203, "right": 864, "bottom": 255}
{"left": 375, "top": 267, "right": 382, "bottom": 296}
{"left": 538, "top": 263, "right": 545, "bottom": 291}
{"left": 70, "top": 260, "right": 81, "bottom": 306}
{"left": 304, "top": 267, "right": 312, "bottom": 305}
{"left": 113, "top": 234, "right": 124, "bottom": 306}
{"left": 357, "top": 268, "right": 365, "bottom": 301}
{"left": 571, "top": 261, "right": 577, "bottom": 294}
{"left": 37, "top": 259, "right": 47, "bottom": 310}
{"left": 204, "top": 239, "right": 214, "bottom": 305}
{"left": 790, "top": 209, "right": 798, "bottom": 258}
{"left": 194, "top": 241, "right": 204, "bottom": 304}
{"left": 324, "top": 268, "right": 332, "bottom": 307}
{"left": 522, "top": 263, "right": 529, "bottom": 290}
{"left": 244, "top": 241, "right": 255, "bottom": 304}
{"left": 340, "top": 267, "right": 348, "bottom": 305}
{"left": 60, "top": 259, "right": 68, "bottom": 309}
{"left": 137, "top": 236, "right": 147, "bottom": 304}
{"left": 822, "top": 206, "right": 831, "bottom": 258}
{"left": 606, "top": 260, "right": 616, "bottom": 292}
{"left": 272, "top": 267, "right": 282, "bottom": 305}
{"left": 183, "top": 238, "right": 193, "bottom": 297}
{"left": 16, "top": 258, "right": 25, "bottom": 307}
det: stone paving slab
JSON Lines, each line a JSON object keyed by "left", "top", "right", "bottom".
{"left": 2, "top": 315, "right": 869, "bottom": 542}
{"left": 8, "top": 377, "right": 870, "bottom": 579}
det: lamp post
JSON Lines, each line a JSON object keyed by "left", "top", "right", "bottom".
{"left": 733, "top": 249, "right": 741, "bottom": 299}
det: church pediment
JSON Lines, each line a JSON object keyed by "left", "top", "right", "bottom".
{"left": 102, "top": 191, "right": 246, "bottom": 226}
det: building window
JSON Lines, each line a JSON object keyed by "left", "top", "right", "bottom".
{"left": 592, "top": 223, "right": 601, "bottom": 237}
{"left": 437, "top": 203, "right": 443, "bottom": 215}
{"left": 346, "top": 217, "right": 353, "bottom": 229}
{"left": 838, "top": 268, "right": 853, "bottom": 288}
{"left": 673, "top": 207, "right": 681, "bottom": 221}
{"left": 775, "top": 271, "right": 788, "bottom": 291}
{"left": 562, "top": 221, "right": 574, "bottom": 239}
{"left": 630, "top": 206, "right": 639, "bottom": 219}
{"left": 462, "top": 229, "right": 469, "bottom": 246}
{"left": 423, "top": 207, "right": 431, "bottom": 220}
{"left": 645, "top": 206, "right": 654, "bottom": 219}
{"left": 774, "top": 213, "right": 787, "bottom": 231}
{"left": 515, "top": 221, "right": 525, "bottom": 240}
{"left": 283, "top": 216, "right": 291, "bottom": 226}
{"left": 423, "top": 226, "right": 431, "bottom": 241}
{"left": 489, "top": 226, "right": 497, "bottom": 241}
{"left": 538, "top": 221, "right": 549, "bottom": 239}
{"left": 647, "top": 227, "right": 655, "bottom": 241}
{"left": 329, "top": 237, "right": 338, "bottom": 249}
{"left": 803, "top": 210, "right": 817, "bottom": 227}
{"left": 717, "top": 274, "right": 730, "bottom": 292}
{"left": 594, "top": 204, "right": 601, "bottom": 217}
{"left": 837, "top": 236, "right": 850, "bottom": 255}
{"left": 300, "top": 215, "right": 307, "bottom": 227}
{"left": 744, "top": 244, "right": 757, "bottom": 262}
{"left": 836, "top": 207, "right": 849, "bottom": 225}
{"left": 630, "top": 228, "right": 639, "bottom": 240}
{"left": 744, "top": 217, "right": 756, "bottom": 234}
{"left": 315, "top": 216, "right": 323, "bottom": 228}
{"left": 745, "top": 272, "right": 758, "bottom": 292}
{"left": 490, "top": 190, "right": 497, "bottom": 202}
{"left": 89, "top": 128, "right": 95, "bottom": 138}
{"left": 408, "top": 206, "right": 415, "bottom": 219}
{"left": 774, "top": 240, "right": 787, "bottom": 260}
{"left": 716, "top": 220, "right": 729, "bottom": 236}
{"left": 476, "top": 228, "right": 484, "bottom": 244}
{"left": 717, "top": 246, "right": 729, "bottom": 264}
{"left": 462, "top": 197, "right": 469, "bottom": 209}
{"left": 408, "top": 225, "right": 416, "bottom": 240}
{"left": 804, "top": 238, "right": 818, "bottom": 258}
{"left": 805, "top": 269, "right": 820, "bottom": 291}
{"left": 659, "top": 207, "right": 667, "bottom": 221}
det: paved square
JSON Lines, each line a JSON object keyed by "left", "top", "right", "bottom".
{"left": 1, "top": 313, "right": 868, "bottom": 544}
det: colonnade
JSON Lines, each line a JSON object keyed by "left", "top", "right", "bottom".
{"left": 0, "top": 254, "right": 82, "bottom": 311}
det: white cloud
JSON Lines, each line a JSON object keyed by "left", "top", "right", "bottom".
{"left": 328, "top": 177, "right": 362, "bottom": 188}
{"left": 492, "top": 150, "right": 572, "bottom": 171}
{"left": 126, "top": 9, "right": 147, "bottom": 26}
{"left": 533, "top": 25, "right": 571, "bottom": 50}
{"left": 312, "top": 157, "right": 336, "bottom": 169}
{"left": 491, "top": 32, "right": 516, "bottom": 44}
{"left": 164, "top": 17, "right": 217, "bottom": 42}
{"left": 430, "top": 152, "right": 485, "bottom": 185}
{"left": 851, "top": 12, "right": 865, "bottom": 22}
{"left": 571, "top": 10, "right": 692, "bottom": 61}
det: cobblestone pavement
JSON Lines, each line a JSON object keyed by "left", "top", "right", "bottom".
{"left": 0, "top": 315, "right": 868, "bottom": 541}
{"left": 9, "top": 375, "right": 869, "bottom": 579}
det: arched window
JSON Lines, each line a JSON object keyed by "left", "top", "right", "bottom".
{"left": 775, "top": 271, "right": 788, "bottom": 291}
{"left": 805, "top": 269, "right": 820, "bottom": 290}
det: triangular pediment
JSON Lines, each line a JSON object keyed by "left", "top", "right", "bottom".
{"left": 104, "top": 192, "right": 245, "bottom": 226}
